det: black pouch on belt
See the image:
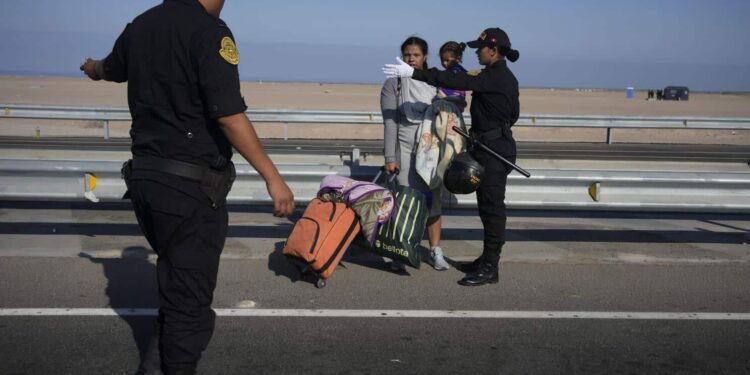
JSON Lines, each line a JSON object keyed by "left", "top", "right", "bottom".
{"left": 200, "top": 162, "right": 236, "bottom": 209}
{"left": 120, "top": 159, "right": 133, "bottom": 199}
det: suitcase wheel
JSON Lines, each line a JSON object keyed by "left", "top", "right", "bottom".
{"left": 315, "top": 278, "right": 327, "bottom": 289}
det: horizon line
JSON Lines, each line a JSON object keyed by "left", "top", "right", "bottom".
{"left": 2, "top": 73, "right": 748, "bottom": 95}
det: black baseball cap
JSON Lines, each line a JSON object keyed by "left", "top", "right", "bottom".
{"left": 466, "top": 28, "right": 511, "bottom": 49}
{"left": 466, "top": 27, "right": 520, "bottom": 62}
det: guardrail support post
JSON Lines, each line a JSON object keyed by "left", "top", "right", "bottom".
{"left": 103, "top": 120, "right": 110, "bottom": 140}
{"left": 352, "top": 148, "right": 360, "bottom": 166}
{"left": 606, "top": 127, "right": 613, "bottom": 144}
{"left": 283, "top": 122, "right": 288, "bottom": 141}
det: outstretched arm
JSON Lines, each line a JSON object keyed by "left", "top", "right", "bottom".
{"left": 80, "top": 58, "right": 107, "bottom": 81}
{"left": 80, "top": 24, "right": 130, "bottom": 82}
{"left": 412, "top": 68, "right": 484, "bottom": 92}
{"left": 383, "top": 57, "right": 485, "bottom": 91}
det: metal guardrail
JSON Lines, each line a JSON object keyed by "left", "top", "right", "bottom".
{"left": 2, "top": 159, "right": 749, "bottom": 213}
{"left": 3, "top": 104, "right": 750, "bottom": 144}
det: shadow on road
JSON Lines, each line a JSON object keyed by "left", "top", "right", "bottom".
{"left": 267, "top": 241, "right": 298, "bottom": 282}
{"left": 79, "top": 247, "right": 158, "bottom": 364}
{"left": 4, "top": 222, "right": 745, "bottom": 244}
{"left": 267, "top": 234, "right": 422, "bottom": 285}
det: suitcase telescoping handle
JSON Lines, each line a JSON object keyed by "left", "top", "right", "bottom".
{"left": 452, "top": 126, "right": 531, "bottom": 178}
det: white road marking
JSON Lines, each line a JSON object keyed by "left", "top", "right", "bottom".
{"left": 1, "top": 308, "right": 749, "bottom": 320}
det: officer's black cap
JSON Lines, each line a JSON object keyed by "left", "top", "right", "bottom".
{"left": 467, "top": 27, "right": 520, "bottom": 62}
{"left": 466, "top": 28, "right": 511, "bottom": 49}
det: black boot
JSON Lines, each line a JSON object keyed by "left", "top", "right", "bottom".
{"left": 458, "top": 256, "right": 484, "bottom": 273}
{"left": 457, "top": 262, "right": 498, "bottom": 286}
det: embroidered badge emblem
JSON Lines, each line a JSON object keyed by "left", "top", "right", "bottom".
{"left": 219, "top": 37, "right": 240, "bottom": 65}
{"left": 479, "top": 32, "right": 487, "bottom": 40}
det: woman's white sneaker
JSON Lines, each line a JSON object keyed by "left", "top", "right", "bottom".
{"left": 431, "top": 247, "right": 450, "bottom": 270}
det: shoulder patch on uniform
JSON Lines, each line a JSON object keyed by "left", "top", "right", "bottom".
{"left": 219, "top": 36, "right": 240, "bottom": 65}
{"left": 467, "top": 70, "right": 482, "bottom": 76}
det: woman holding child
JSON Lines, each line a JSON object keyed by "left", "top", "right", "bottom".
{"left": 384, "top": 28, "right": 521, "bottom": 287}
{"left": 380, "top": 36, "right": 458, "bottom": 272}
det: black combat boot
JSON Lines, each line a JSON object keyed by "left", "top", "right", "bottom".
{"left": 457, "top": 256, "right": 483, "bottom": 273}
{"left": 457, "top": 261, "right": 498, "bottom": 286}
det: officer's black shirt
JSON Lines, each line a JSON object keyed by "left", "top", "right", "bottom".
{"left": 412, "top": 59, "right": 519, "bottom": 136}
{"left": 101, "top": 0, "right": 247, "bottom": 169}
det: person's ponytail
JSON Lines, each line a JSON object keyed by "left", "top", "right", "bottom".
{"left": 506, "top": 48, "right": 519, "bottom": 62}
{"left": 500, "top": 46, "right": 519, "bottom": 62}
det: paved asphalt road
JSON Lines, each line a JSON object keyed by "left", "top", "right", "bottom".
{"left": 1, "top": 203, "right": 749, "bottom": 374}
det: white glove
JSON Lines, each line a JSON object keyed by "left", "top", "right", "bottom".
{"left": 382, "top": 57, "right": 414, "bottom": 78}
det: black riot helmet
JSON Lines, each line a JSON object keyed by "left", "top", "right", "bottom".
{"left": 444, "top": 152, "right": 485, "bottom": 194}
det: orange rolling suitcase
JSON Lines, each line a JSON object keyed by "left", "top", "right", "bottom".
{"left": 282, "top": 198, "right": 361, "bottom": 288}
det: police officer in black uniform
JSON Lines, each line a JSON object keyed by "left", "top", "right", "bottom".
{"left": 81, "top": 0, "right": 295, "bottom": 373}
{"left": 383, "top": 27, "right": 520, "bottom": 287}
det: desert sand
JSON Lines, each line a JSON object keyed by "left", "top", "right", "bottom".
{"left": 1, "top": 76, "right": 748, "bottom": 143}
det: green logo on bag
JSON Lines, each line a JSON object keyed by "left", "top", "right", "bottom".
{"left": 380, "top": 242, "right": 409, "bottom": 257}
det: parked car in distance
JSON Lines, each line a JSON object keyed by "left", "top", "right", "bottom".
{"left": 662, "top": 86, "right": 689, "bottom": 101}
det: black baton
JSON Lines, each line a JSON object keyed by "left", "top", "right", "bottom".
{"left": 453, "top": 126, "right": 531, "bottom": 178}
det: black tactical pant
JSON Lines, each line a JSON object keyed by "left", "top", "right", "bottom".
{"left": 472, "top": 129, "right": 516, "bottom": 266}
{"left": 129, "top": 178, "right": 227, "bottom": 374}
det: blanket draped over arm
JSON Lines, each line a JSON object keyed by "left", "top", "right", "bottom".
{"left": 415, "top": 100, "right": 467, "bottom": 189}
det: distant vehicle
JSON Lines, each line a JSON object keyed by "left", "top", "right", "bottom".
{"left": 662, "top": 86, "right": 689, "bottom": 101}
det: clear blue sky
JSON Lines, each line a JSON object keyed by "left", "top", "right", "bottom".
{"left": 1, "top": 0, "right": 749, "bottom": 91}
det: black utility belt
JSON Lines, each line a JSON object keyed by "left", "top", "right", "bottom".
{"left": 129, "top": 156, "right": 236, "bottom": 208}
{"left": 132, "top": 156, "right": 209, "bottom": 181}
{"left": 470, "top": 125, "right": 510, "bottom": 142}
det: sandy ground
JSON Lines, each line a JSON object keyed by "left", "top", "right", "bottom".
{"left": 1, "top": 76, "right": 749, "bottom": 143}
